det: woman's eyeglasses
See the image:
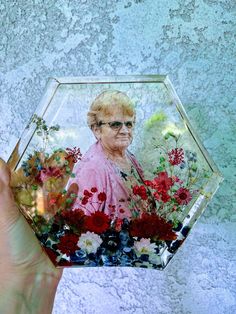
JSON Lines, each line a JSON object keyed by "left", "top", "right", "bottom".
{"left": 99, "top": 121, "right": 134, "bottom": 130}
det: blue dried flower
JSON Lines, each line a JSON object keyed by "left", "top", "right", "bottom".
{"left": 101, "top": 254, "right": 119, "bottom": 266}
{"left": 101, "top": 230, "right": 120, "bottom": 252}
{"left": 123, "top": 246, "right": 132, "bottom": 253}
{"left": 85, "top": 260, "right": 97, "bottom": 267}
{"left": 37, "top": 165, "right": 42, "bottom": 170}
{"left": 119, "top": 254, "right": 133, "bottom": 266}
{"left": 180, "top": 161, "right": 186, "bottom": 169}
{"left": 70, "top": 250, "right": 87, "bottom": 263}
{"left": 186, "top": 150, "right": 197, "bottom": 162}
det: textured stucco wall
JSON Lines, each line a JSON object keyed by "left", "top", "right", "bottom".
{"left": 0, "top": 1, "right": 235, "bottom": 313}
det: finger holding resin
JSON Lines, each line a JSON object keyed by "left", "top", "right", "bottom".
{"left": 0, "top": 156, "right": 62, "bottom": 314}
{"left": 0, "top": 157, "right": 21, "bottom": 228}
{"left": 0, "top": 158, "right": 44, "bottom": 270}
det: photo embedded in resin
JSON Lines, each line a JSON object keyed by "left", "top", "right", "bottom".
{"left": 8, "top": 76, "right": 223, "bottom": 269}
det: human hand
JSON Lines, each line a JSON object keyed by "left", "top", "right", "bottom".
{"left": 0, "top": 158, "right": 62, "bottom": 314}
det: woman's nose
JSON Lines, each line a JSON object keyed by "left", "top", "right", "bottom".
{"left": 119, "top": 123, "right": 130, "bottom": 133}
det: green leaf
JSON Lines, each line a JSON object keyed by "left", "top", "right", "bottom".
{"left": 66, "top": 198, "right": 73, "bottom": 204}
{"left": 154, "top": 166, "right": 165, "bottom": 174}
{"left": 160, "top": 157, "right": 165, "bottom": 163}
{"left": 191, "top": 164, "right": 197, "bottom": 172}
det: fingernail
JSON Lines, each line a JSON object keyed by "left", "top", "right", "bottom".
{"left": 0, "top": 158, "right": 10, "bottom": 185}
{"left": 0, "top": 158, "right": 6, "bottom": 167}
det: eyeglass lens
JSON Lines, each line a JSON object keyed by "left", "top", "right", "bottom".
{"left": 99, "top": 121, "right": 134, "bottom": 129}
{"left": 109, "top": 121, "right": 133, "bottom": 129}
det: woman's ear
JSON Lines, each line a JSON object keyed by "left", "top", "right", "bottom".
{"left": 92, "top": 125, "right": 101, "bottom": 140}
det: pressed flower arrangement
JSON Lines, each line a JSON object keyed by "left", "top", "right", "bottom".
{"left": 8, "top": 76, "right": 223, "bottom": 269}
{"left": 9, "top": 114, "right": 207, "bottom": 269}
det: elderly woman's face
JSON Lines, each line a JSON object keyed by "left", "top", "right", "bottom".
{"left": 95, "top": 109, "right": 135, "bottom": 152}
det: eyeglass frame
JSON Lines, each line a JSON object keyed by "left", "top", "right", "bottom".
{"left": 98, "top": 120, "right": 135, "bottom": 130}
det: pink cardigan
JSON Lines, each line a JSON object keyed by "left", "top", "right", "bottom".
{"left": 68, "top": 141, "right": 144, "bottom": 219}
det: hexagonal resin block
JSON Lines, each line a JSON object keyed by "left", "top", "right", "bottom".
{"left": 8, "top": 76, "right": 223, "bottom": 269}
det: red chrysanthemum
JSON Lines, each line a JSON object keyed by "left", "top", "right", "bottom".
{"left": 57, "top": 233, "right": 79, "bottom": 256}
{"left": 161, "top": 193, "right": 171, "bottom": 203}
{"left": 61, "top": 208, "right": 86, "bottom": 234}
{"left": 153, "top": 171, "right": 173, "bottom": 193}
{"left": 133, "top": 186, "right": 140, "bottom": 195}
{"left": 168, "top": 148, "right": 184, "bottom": 166}
{"left": 153, "top": 191, "right": 161, "bottom": 201}
{"left": 85, "top": 211, "right": 110, "bottom": 234}
{"left": 65, "top": 147, "right": 82, "bottom": 163}
{"left": 132, "top": 185, "right": 148, "bottom": 200}
{"left": 91, "top": 187, "right": 98, "bottom": 193}
{"left": 129, "top": 213, "right": 177, "bottom": 240}
{"left": 144, "top": 180, "right": 155, "bottom": 189}
{"left": 98, "top": 192, "right": 107, "bottom": 202}
{"left": 174, "top": 187, "right": 192, "bottom": 205}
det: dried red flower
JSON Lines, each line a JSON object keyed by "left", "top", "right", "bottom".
{"left": 153, "top": 171, "right": 173, "bottom": 193}
{"left": 57, "top": 233, "right": 79, "bottom": 255}
{"left": 85, "top": 211, "right": 110, "bottom": 234}
{"left": 161, "top": 193, "right": 171, "bottom": 203}
{"left": 61, "top": 208, "right": 86, "bottom": 234}
{"left": 144, "top": 180, "right": 155, "bottom": 188}
{"left": 47, "top": 192, "right": 64, "bottom": 209}
{"left": 168, "top": 148, "right": 184, "bottom": 166}
{"left": 49, "top": 198, "right": 57, "bottom": 205}
{"left": 37, "top": 166, "right": 63, "bottom": 183}
{"left": 98, "top": 192, "right": 107, "bottom": 202}
{"left": 174, "top": 187, "right": 192, "bottom": 205}
{"left": 153, "top": 191, "right": 160, "bottom": 201}
{"left": 65, "top": 147, "right": 82, "bottom": 163}
{"left": 91, "top": 187, "right": 98, "bottom": 193}
{"left": 132, "top": 185, "right": 148, "bottom": 200}
{"left": 133, "top": 186, "right": 140, "bottom": 195}
{"left": 130, "top": 213, "right": 177, "bottom": 240}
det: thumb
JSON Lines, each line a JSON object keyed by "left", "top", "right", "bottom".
{"left": 0, "top": 158, "right": 20, "bottom": 228}
{"left": 0, "top": 158, "right": 11, "bottom": 187}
